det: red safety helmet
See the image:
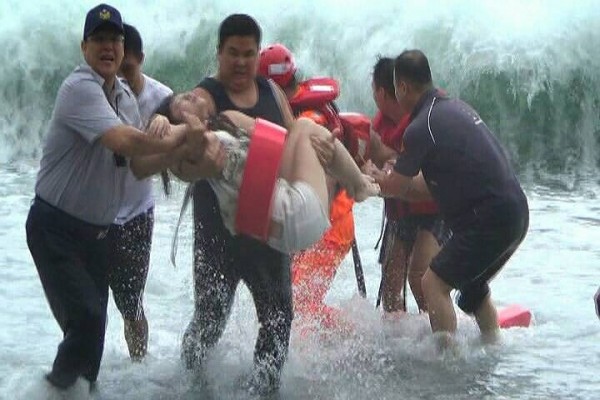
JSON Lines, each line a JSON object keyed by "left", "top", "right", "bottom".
{"left": 258, "top": 43, "right": 297, "bottom": 88}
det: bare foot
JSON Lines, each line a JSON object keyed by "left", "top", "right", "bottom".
{"left": 352, "top": 174, "right": 380, "bottom": 202}
{"left": 433, "top": 331, "right": 458, "bottom": 354}
{"left": 382, "top": 310, "right": 407, "bottom": 321}
{"left": 480, "top": 328, "right": 500, "bottom": 345}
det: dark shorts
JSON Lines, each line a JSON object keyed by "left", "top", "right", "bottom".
{"left": 431, "top": 196, "right": 529, "bottom": 314}
{"left": 378, "top": 214, "right": 451, "bottom": 263}
{"left": 108, "top": 207, "right": 154, "bottom": 321}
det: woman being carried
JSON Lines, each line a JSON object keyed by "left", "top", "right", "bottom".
{"left": 170, "top": 91, "right": 379, "bottom": 254}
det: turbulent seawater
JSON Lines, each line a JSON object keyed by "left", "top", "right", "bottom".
{"left": 2, "top": 0, "right": 600, "bottom": 177}
{"left": 1, "top": 171, "right": 599, "bottom": 400}
{"left": 1, "top": 0, "right": 599, "bottom": 399}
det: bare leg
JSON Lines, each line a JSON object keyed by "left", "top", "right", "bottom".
{"left": 279, "top": 118, "right": 329, "bottom": 209}
{"left": 474, "top": 293, "right": 500, "bottom": 343}
{"left": 297, "top": 118, "right": 377, "bottom": 201}
{"left": 422, "top": 268, "right": 456, "bottom": 334}
{"left": 213, "top": 112, "right": 331, "bottom": 235}
{"left": 220, "top": 110, "right": 257, "bottom": 132}
{"left": 382, "top": 236, "right": 410, "bottom": 313}
{"left": 408, "top": 230, "right": 441, "bottom": 312}
{"left": 216, "top": 113, "right": 377, "bottom": 205}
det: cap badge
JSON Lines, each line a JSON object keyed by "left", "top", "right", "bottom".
{"left": 99, "top": 9, "right": 111, "bottom": 20}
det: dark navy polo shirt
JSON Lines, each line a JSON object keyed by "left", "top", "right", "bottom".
{"left": 394, "top": 88, "right": 524, "bottom": 226}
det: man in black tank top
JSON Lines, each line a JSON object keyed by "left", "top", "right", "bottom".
{"left": 371, "top": 50, "right": 529, "bottom": 347}
{"left": 171, "top": 14, "right": 295, "bottom": 395}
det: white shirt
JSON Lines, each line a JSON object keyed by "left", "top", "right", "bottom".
{"left": 114, "top": 73, "right": 173, "bottom": 224}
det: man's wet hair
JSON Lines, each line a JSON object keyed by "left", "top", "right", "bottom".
{"left": 372, "top": 55, "right": 395, "bottom": 98}
{"left": 154, "top": 94, "right": 175, "bottom": 122}
{"left": 393, "top": 49, "right": 433, "bottom": 88}
{"left": 218, "top": 14, "right": 262, "bottom": 50}
{"left": 123, "top": 23, "right": 143, "bottom": 58}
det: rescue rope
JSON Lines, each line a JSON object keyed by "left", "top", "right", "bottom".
{"left": 351, "top": 239, "right": 366, "bottom": 298}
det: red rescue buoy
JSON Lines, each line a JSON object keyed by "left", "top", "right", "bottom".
{"left": 235, "top": 118, "right": 287, "bottom": 241}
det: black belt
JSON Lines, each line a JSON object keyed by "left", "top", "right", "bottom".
{"left": 33, "top": 196, "right": 111, "bottom": 240}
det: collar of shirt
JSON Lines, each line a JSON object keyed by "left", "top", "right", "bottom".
{"left": 409, "top": 87, "right": 439, "bottom": 121}
{"left": 75, "top": 63, "right": 134, "bottom": 101}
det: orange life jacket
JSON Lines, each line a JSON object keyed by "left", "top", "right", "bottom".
{"left": 338, "top": 112, "right": 371, "bottom": 168}
{"left": 290, "top": 77, "right": 343, "bottom": 134}
{"left": 322, "top": 189, "right": 355, "bottom": 247}
{"left": 290, "top": 77, "right": 340, "bottom": 108}
{"left": 372, "top": 111, "right": 438, "bottom": 218}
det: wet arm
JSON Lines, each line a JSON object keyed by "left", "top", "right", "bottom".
{"left": 169, "top": 149, "right": 217, "bottom": 182}
{"left": 129, "top": 125, "right": 190, "bottom": 179}
{"left": 170, "top": 114, "right": 226, "bottom": 182}
{"left": 100, "top": 124, "right": 185, "bottom": 157}
{"left": 220, "top": 110, "right": 256, "bottom": 133}
{"left": 369, "top": 129, "right": 398, "bottom": 168}
{"left": 377, "top": 171, "right": 432, "bottom": 202}
{"left": 191, "top": 87, "right": 217, "bottom": 116}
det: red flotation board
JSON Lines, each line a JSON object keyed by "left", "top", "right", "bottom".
{"left": 235, "top": 118, "right": 287, "bottom": 241}
{"left": 497, "top": 304, "right": 532, "bottom": 328}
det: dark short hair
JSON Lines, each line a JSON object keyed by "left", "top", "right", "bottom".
{"left": 154, "top": 94, "right": 175, "bottom": 122}
{"left": 123, "top": 23, "right": 143, "bottom": 56}
{"left": 372, "top": 55, "right": 395, "bottom": 98}
{"left": 218, "top": 14, "right": 261, "bottom": 49}
{"left": 393, "top": 49, "right": 432, "bottom": 86}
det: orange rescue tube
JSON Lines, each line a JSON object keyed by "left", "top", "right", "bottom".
{"left": 235, "top": 118, "right": 286, "bottom": 241}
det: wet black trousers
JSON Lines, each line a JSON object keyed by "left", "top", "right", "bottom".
{"left": 25, "top": 197, "right": 110, "bottom": 388}
{"left": 182, "top": 181, "right": 293, "bottom": 384}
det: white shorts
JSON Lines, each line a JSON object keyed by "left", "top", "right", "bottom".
{"left": 268, "top": 179, "right": 330, "bottom": 254}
